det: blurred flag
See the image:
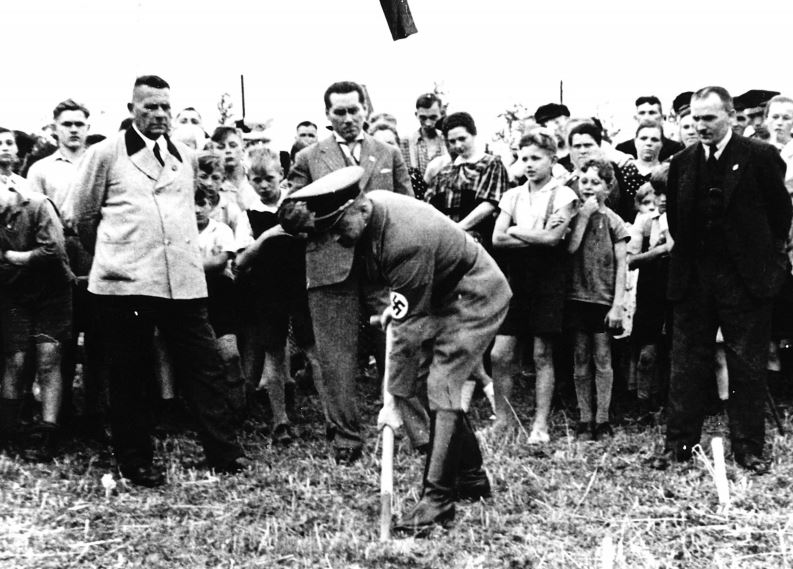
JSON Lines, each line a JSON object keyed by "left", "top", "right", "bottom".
{"left": 380, "top": 0, "right": 417, "bottom": 41}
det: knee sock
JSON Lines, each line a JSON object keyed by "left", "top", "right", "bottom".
{"left": 595, "top": 369, "right": 614, "bottom": 424}
{"left": 574, "top": 375, "right": 593, "bottom": 423}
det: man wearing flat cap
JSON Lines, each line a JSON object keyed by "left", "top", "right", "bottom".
{"left": 671, "top": 91, "right": 698, "bottom": 148}
{"left": 734, "top": 89, "right": 780, "bottom": 139}
{"left": 279, "top": 166, "right": 511, "bottom": 533}
{"left": 287, "top": 80, "right": 414, "bottom": 464}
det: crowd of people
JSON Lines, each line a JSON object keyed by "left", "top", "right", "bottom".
{"left": 1, "top": 74, "right": 792, "bottom": 532}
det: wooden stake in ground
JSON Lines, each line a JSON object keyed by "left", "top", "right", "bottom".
{"left": 711, "top": 437, "right": 730, "bottom": 509}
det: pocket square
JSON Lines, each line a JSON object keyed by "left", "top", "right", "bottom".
{"left": 380, "top": 168, "right": 392, "bottom": 174}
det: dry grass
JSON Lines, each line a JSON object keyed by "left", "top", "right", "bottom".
{"left": 2, "top": 377, "right": 793, "bottom": 569}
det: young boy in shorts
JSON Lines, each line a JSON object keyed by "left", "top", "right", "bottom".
{"left": 628, "top": 177, "right": 673, "bottom": 423}
{"left": 491, "top": 129, "right": 579, "bottom": 443}
{"left": 236, "top": 149, "right": 316, "bottom": 444}
{"left": 566, "top": 158, "right": 629, "bottom": 440}
{"left": 0, "top": 127, "right": 73, "bottom": 460}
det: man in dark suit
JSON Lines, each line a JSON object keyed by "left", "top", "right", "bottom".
{"left": 288, "top": 81, "right": 418, "bottom": 464}
{"left": 657, "top": 86, "right": 791, "bottom": 474}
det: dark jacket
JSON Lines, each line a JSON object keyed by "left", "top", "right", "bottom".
{"left": 666, "top": 134, "right": 792, "bottom": 300}
{"left": 0, "top": 181, "right": 72, "bottom": 301}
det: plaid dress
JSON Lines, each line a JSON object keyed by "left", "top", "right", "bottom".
{"left": 424, "top": 153, "right": 508, "bottom": 248}
{"left": 425, "top": 154, "right": 508, "bottom": 220}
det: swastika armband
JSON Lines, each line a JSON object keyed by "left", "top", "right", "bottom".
{"left": 389, "top": 291, "right": 409, "bottom": 320}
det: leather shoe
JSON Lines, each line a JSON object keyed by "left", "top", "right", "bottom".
{"left": 735, "top": 453, "right": 770, "bottom": 475}
{"left": 121, "top": 464, "right": 166, "bottom": 488}
{"left": 392, "top": 498, "right": 455, "bottom": 535}
{"left": 272, "top": 423, "right": 295, "bottom": 446}
{"left": 334, "top": 446, "right": 363, "bottom": 465}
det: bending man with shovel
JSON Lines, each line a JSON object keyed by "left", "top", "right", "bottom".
{"left": 279, "top": 166, "right": 511, "bottom": 533}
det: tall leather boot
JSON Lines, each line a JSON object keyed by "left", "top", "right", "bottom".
{"left": 393, "top": 410, "right": 461, "bottom": 534}
{"left": 456, "top": 413, "right": 491, "bottom": 501}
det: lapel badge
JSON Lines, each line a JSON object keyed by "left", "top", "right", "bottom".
{"left": 368, "top": 155, "right": 376, "bottom": 162}
{"left": 732, "top": 164, "right": 739, "bottom": 171}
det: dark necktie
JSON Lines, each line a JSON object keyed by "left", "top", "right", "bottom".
{"left": 707, "top": 144, "right": 718, "bottom": 171}
{"left": 153, "top": 143, "right": 164, "bottom": 166}
{"left": 340, "top": 141, "right": 360, "bottom": 166}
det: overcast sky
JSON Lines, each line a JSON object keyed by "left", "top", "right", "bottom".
{"left": 3, "top": 0, "right": 792, "bottom": 148}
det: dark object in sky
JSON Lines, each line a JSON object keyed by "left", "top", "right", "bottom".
{"left": 380, "top": 0, "right": 417, "bottom": 41}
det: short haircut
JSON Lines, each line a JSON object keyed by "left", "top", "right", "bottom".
{"left": 176, "top": 107, "right": 201, "bottom": 121}
{"left": 518, "top": 128, "right": 558, "bottom": 157}
{"left": 369, "top": 112, "right": 397, "bottom": 128}
{"left": 567, "top": 121, "right": 602, "bottom": 146}
{"left": 53, "top": 98, "right": 90, "bottom": 120}
{"left": 247, "top": 148, "right": 282, "bottom": 176}
{"left": 210, "top": 125, "right": 241, "bottom": 144}
{"left": 649, "top": 163, "right": 669, "bottom": 196}
{"left": 442, "top": 112, "right": 477, "bottom": 136}
{"left": 635, "top": 120, "right": 664, "bottom": 138}
{"left": 635, "top": 95, "right": 663, "bottom": 112}
{"left": 415, "top": 93, "right": 441, "bottom": 110}
{"left": 692, "top": 86, "right": 734, "bottom": 113}
{"left": 634, "top": 183, "right": 655, "bottom": 208}
{"left": 370, "top": 122, "right": 400, "bottom": 144}
{"left": 197, "top": 151, "right": 223, "bottom": 175}
{"left": 195, "top": 187, "right": 220, "bottom": 207}
{"left": 579, "top": 158, "right": 616, "bottom": 191}
{"left": 134, "top": 75, "right": 170, "bottom": 90}
{"left": 0, "top": 126, "right": 12, "bottom": 136}
{"left": 323, "top": 81, "right": 365, "bottom": 110}
{"left": 296, "top": 120, "right": 317, "bottom": 131}
{"left": 765, "top": 95, "right": 793, "bottom": 118}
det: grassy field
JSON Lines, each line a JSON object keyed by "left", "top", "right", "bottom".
{"left": 2, "top": 374, "right": 793, "bottom": 569}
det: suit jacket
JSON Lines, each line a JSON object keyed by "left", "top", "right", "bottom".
{"left": 666, "top": 134, "right": 792, "bottom": 301}
{"left": 67, "top": 128, "right": 207, "bottom": 299}
{"left": 288, "top": 133, "right": 413, "bottom": 288}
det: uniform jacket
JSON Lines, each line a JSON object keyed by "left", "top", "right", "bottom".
{"left": 68, "top": 128, "right": 207, "bottom": 299}
{"left": 361, "top": 191, "right": 510, "bottom": 391}
{"left": 666, "top": 134, "right": 792, "bottom": 300}
{"left": 0, "top": 178, "right": 72, "bottom": 301}
{"left": 288, "top": 133, "right": 413, "bottom": 288}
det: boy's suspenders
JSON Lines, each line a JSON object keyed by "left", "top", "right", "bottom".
{"left": 542, "top": 187, "right": 558, "bottom": 229}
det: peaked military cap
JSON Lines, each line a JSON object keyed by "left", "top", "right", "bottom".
{"left": 279, "top": 166, "right": 364, "bottom": 235}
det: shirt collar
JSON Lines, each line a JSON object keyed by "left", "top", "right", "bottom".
{"left": 132, "top": 123, "right": 165, "bottom": 151}
{"left": 333, "top": 131, "right": 365, "bottom": 144}
{"left": 708, "top": 128, "right": 732, "bottom": 159}
{"left": 526, "top": 177, "right": 559, "bottom": 193}
{"left": 453, "top": 148, "right": 486, "bottom": 166}
{"left": 0, "top": 174, "right": 29, "bottom": 212}
{"left": 53, "top": 148, "right": 76, "bottom": 163}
